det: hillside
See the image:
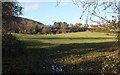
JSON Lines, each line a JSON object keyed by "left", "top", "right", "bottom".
{"left": 12, "top": 16, "right": 44, "bottom": 33}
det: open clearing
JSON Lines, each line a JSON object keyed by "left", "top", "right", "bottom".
{"left": 3, "top": 32, "right": 118, "bottom": 73}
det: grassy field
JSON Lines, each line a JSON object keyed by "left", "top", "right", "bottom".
{"left": 15, "top": 32, "right": 116, "bottom": 48}
{"left": 3, "top": 32, "right": 118, "bottom": 73}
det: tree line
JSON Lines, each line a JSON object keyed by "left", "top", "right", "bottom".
{"left": 41, "top": 22, "right": 88, "bottom": 35}
{"left": 12, "top": 19, "right": 89, "bottom": 34}
{"left": 12, "top": 18, "right": 117, "bottom": 35}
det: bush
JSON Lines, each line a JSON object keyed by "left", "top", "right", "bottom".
{"left": 2, "top": 34, "right": 26, "bottom": 57}
{"left": 56, "top": 29, "right": 62, "bottom": 34}
{"left": 41, "top": 27, "right": 51, "bottom": 35}
{"left": 101, "top": 56, "right": 120, "bottom": 73}
{"left": 89, "top": 28, "right": 115, "bottom": 33}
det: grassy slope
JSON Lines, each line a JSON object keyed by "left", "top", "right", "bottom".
{"left": 3, "top": 32, "right": 118, "bottom": 73}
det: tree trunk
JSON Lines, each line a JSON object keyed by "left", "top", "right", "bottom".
{"left": 118, "top": 1, "right": 120, "bottom": 59}
{"left": 117, "top": 25, "right": 120, "bottom": 59}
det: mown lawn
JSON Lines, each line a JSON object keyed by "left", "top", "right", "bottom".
{"left": 3, "top": 32, "right": 119, "bottom": 73}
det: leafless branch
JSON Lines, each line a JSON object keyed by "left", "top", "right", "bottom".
{"left": 56, "top": 0, "right": 118, "bottom": 23}
{"left": 56, "top": 0, "right": 61, "bottom": 6}
{"left": 72, "top": 0, "right": 80, "bottom": 7}
{"left": 90, "top": 11, "right": 110, "bottom": 23}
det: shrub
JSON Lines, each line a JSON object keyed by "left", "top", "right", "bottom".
{"left": 2, "top": 34, "right": 26, "bottom": 57}
{"left": 56, "top": 29, "right": 62, "bottom": 34}
{"left": 41, "top": 27, "right": 51, "bottom": 35}
{"left": 101, "top": 56, "right": 120, "bottom": 73}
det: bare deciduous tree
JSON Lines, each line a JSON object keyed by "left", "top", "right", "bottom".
{"left": 57, "top": 0, "right": 120, "bottom": 59}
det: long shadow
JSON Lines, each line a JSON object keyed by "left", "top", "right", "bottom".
{"left": 50, "top": 42, "right": 115, "bottom": 50}
{"left": 20, "top": 38, "right": 116, "bottom": 61}
{"left": 44, "top": 41, "right": 116, "bottom": 58}
{"left": 41, "top": 42, "right": 116, "bottom": 73}
{"left": 3, "top": 40, "right": 116, "bottom": 73}
{"left": 35, "top": 41, "right": 116, "bottom": 73}
{"left": 22, "top": 40, "right": 116, "bottom": 58}
{"left": 25, "top": 37, "right": 114, "bottom": 40}
{"left": 21, "top": 40, "right": 55, "bottom": 47}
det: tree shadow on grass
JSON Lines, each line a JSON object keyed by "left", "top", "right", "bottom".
{"left": 22, "top": 40, "right": 116, "bottom": 59}
{"left": 3, "top": 41, "right": 117, "bottom": 73}
{"left": 59, "top": 56, "right": 120, "bottom": 73}
{"left": 26, "top": 37, "right": 114, "bottom": 40}
{"left": 34, "top": 41, "right": 117, "bottom": 73}
{"left": 21, "top": 40, "right": 57, "bottom": 49}
{"left": 46, "top": 41, "right": 116, "bottom": 58}
{"left": 40, "top": 41, "right": 117, "bottom": 73}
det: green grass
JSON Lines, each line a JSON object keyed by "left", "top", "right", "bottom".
{"left": 3, "top": 32, "right": 118, "bottom": 73}
{"left": 14, "top": 32, "right": 116, "bottom": 48}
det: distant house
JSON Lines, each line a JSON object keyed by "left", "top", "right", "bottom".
{"left": 89, "top": 24, "right": 99, "bottom": 29}
{"left": 48, "top": 25, "right": 60, "bottom": 29}
{"left": 69, "top": 27, "right": 78, "bottom": 32}
{"left": 84, "top": 24, "right": 89, "bottom": 27}
{"left": 83, "top": 24, "right": 89, "bottom": 31}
